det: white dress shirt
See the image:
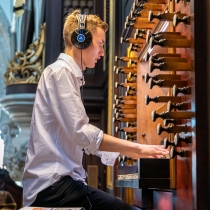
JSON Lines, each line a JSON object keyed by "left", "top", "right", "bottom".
{"left": 22, "top": 53, "right": 118, "bottom": 206}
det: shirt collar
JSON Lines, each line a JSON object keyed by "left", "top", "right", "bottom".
{"left": 57, "top": 53, "right": 83, "bottom": 78}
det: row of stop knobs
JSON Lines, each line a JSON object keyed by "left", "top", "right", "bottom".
{"left": 115, "top": 0, "right": 192, "bottom": 160}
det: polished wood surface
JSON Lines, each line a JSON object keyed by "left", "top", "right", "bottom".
{"left": 112, "top": 0, "right": 210, "bottom": 209}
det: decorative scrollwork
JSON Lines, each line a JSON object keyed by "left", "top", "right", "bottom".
{"left": 4, "top": 24, "right": 46, "bottom": 86}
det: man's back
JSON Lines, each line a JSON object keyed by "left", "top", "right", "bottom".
{"left": 22, "top": 54, "right": 97, "bottom": 206}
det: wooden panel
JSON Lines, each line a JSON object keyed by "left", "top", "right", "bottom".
{"left": 192, "top": 0, "right": 210, "bottom": 209}
{"left": 172, "top": 2, "right": 192, "bottom": 210}
{"left": 87, "top": 165, "right": 98, "bottom": 188}
{"left": 137, "top": 61, "right": 169, "bottom": 145}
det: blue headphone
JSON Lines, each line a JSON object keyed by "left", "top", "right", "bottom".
{"left": 71, "top": 13, "right": 92, "bottom": 49}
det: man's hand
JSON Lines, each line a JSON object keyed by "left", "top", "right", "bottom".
{"left": 128, "top": 144, "right": 169, "bottom": 159}
{"left": 100, "top": 134, "right": 169, "bottom": 158}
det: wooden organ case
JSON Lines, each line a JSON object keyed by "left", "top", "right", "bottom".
{"left": 112, "top": 0, "right": 210, "bottom": 209}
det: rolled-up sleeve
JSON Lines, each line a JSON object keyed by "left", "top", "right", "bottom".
{"left": 47, "top": 67, "right": 103, "bottom": 155}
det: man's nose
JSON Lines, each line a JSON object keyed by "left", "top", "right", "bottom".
{"left": 100, "top": 47, "right": 104, "bottom": 56}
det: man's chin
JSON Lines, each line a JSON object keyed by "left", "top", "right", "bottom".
{"left": 86, "top": 64, "right": 95, "bottom": 68}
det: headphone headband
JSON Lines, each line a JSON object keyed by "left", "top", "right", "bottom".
{"left": 76, "top": 13, "right": 87, "bottom": 30}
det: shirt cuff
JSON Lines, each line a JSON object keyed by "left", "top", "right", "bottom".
{"left": 96, "top": 151, "right": 119, "bottom": 166}
{"left": 82, "top": 125, "right": 103, "bottom": 155}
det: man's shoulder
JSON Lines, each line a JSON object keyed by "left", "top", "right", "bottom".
{"left": 47, "top": 59, "right": 71, "bottom": 70}
{"left": 46, "top": 59, "right": 74, "bottom": 75}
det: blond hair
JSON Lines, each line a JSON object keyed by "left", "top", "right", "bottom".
{"left": 63, "top": 10, "right": 108, "bottom": 49}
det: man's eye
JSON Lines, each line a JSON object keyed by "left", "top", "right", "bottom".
{"left": 98, "top": 42, "right": 104, "bottom": 47}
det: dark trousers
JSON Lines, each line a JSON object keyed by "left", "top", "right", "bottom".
{"left": 31, "top": 176, "right": 140, "bottom": 210}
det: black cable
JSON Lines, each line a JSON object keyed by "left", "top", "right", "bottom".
{"left": 80, "top": 49, "right": 92, "bottom": 210}
{"left": 81, "top": 49, "right": 84, "bottom": 103}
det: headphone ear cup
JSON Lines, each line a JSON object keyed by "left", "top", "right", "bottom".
{"left": 71, "top": 29, "right": 92, "bottom": 49}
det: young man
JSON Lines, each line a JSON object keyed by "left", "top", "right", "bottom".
{"left": 22, "top": 10, "right": 168, "bottom": 210}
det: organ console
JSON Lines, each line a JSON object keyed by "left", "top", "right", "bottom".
{"left": 110, "top": 0, "right": 207, "bottom": 208}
